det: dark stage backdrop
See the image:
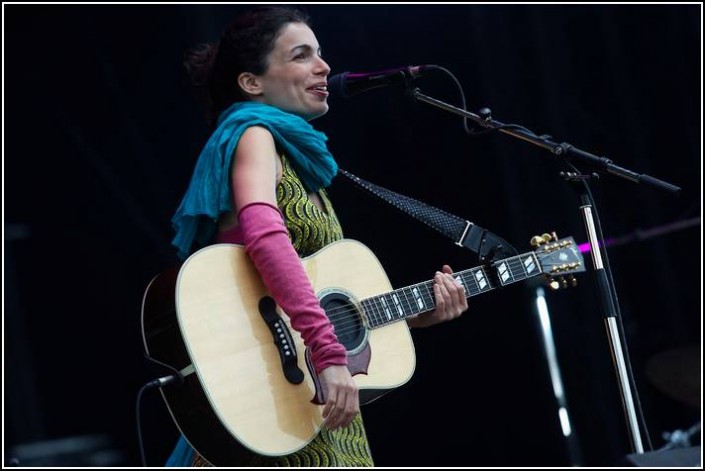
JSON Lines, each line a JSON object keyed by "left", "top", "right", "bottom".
{"left": 4, "top": 4, "right": 701, "bottom": 467}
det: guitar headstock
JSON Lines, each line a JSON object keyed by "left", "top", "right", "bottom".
{"left": 531, "top": 232, "right": 586, "bottom": 290}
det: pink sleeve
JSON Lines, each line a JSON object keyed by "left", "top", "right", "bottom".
{"left": 238, "top": 202, "right": 347, "bottom": 373}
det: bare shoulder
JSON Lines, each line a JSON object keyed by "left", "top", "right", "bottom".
{"left": 237, "top": 125, "right": 276, "bottom": 157}
{"left": 232, "top": 125, "right": 281, "bottom": 209}
{"left": 233, "top": 126, "right": 281, "bottom": 171}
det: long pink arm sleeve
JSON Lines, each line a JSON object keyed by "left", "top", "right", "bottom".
{"left": 238, "top": 202, "right": 348, "bottom": 373}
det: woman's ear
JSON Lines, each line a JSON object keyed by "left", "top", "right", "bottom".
{"left": 237, "top": 72, "right": 263, "bottom": 97}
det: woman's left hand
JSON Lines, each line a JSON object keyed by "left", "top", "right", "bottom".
{"left": 407, "top": 265, "right": 468, "bottom": 328}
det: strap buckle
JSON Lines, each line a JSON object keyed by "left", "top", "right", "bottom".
{"left": 455, "top": 220, "right": 473, "bottom": 247}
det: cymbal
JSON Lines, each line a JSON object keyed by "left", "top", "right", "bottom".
{"left": 645, "top": 345, "right": 701, "bottom": 410}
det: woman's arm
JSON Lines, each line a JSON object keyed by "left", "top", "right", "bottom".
{"left": 231, "top": 126, "right": 359, "bottom": 430}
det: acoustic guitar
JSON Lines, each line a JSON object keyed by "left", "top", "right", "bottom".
{"left": 141, "top": 235, "right": 584, "bottom": 464}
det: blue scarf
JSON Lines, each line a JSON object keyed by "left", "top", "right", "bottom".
{"left": 171, "top": 102, "right": 338, "bottom": 260}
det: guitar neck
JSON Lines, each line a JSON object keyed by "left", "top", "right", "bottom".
{"left": 362, "top": 250, "right": 541, "bottom": 328}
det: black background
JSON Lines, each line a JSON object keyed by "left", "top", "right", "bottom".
{"left": 5, "top": 4, "right": 702, "bottom": 467}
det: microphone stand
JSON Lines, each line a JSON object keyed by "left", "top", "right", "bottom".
{"left": 407, "top": 86, "right": 682, "bottom": 456}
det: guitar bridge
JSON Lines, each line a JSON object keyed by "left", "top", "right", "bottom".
{"left": 258, "top": 296, "right": 304, "bottom": 385}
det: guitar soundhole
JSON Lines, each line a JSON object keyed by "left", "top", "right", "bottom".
{"left": 320, "top": 291, "right": 366, "bottom": 352}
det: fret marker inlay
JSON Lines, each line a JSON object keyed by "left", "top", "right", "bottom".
{"left": 498, "top": 262, "right": 510, "bottom": 283}
{"left": 412, "top": 287, "right": 425, "bottom": 310}
{"left": 380, "top": 297, "right": 392, "bottom": 320}
{"left": 475, "top": 270, "right": 487, "bottom": 290}
{"left": 391, "top": 294, "right": 404, "bottom": 317}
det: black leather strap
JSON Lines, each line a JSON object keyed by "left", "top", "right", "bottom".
{"left": 339, "top": 169, "right": 517, "bottom": 261}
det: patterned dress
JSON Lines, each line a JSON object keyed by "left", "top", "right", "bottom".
{"left": 188, "top": 155, "right": 375, "bottom": 467}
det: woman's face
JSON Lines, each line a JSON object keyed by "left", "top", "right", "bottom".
{"left": 254, "top": 22, "right": 331, "bottom": 121}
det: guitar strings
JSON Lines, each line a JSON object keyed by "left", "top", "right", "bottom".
{"left": 303, "top": 255, "right": 575, "bottom": 339}
{"left": 319, "top": 254, "right": 557, "bottom": 324}
{"left": 319, "top": 256, "right": 562, "bottom": 330}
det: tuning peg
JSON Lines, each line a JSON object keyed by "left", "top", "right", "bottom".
{"left": 542, "top": 233, "right": 554, "bottom": 243}
{"left": 530, "top": 235, "right": 546, "bottom": 248}
{"left": 568, "top": 275, "right": 578, "bottom": 288}
{"left": 548, "top": 279, "right": 561, "bottom": 290}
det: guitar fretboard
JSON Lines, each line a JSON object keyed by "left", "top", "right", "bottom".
{"left": 362, "top": 251, "right": 541, "bottom": 329}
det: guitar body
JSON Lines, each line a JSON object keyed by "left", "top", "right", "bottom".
{"left": 141, "top": 239, "right": 416, "bottom": 462}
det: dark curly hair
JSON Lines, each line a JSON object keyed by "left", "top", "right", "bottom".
{"left": 183, "top": 6, "right": 311, "bottom": 126}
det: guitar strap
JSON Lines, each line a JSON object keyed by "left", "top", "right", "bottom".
{"left": 338, "top": 169, "right": 518, "bottom": 262}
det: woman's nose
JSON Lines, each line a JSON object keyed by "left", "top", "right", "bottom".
{"left": 314, "top": 56, "right": 331, "bottom": 76}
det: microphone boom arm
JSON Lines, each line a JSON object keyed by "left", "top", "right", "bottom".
{"left": 407, "top": 87, "right": 680, "bottom": 194}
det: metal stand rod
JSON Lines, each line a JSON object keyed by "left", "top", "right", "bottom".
{"left": 580, "top": 201, "right": 644, "bottom": 453}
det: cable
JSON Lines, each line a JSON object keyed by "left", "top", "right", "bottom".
{"left": 426, "top": 65, "right": 540, "bottom": 138}
{"left": 136, "top": 355, "right": 184, "bottom": 466}
{"left": 144, "top": 354, "right": 183, "bottom": 379}
{"left": 136, "top": 382, "right": 152, "bottom": 467}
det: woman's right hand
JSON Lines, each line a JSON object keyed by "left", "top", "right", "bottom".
{"left": 319, "top": 364, "right": 359, "bottom": 430}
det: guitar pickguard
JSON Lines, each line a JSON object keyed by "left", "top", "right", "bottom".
{"left": 306, "top": 341, "right": 372, "bottom": 405}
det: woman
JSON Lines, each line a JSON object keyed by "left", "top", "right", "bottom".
{"left": 168, "top": 6, "right": 468, "bottom": 466}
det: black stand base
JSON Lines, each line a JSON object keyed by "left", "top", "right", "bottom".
{"left": 620, "top": 446, "right": 701, "bottom": 467}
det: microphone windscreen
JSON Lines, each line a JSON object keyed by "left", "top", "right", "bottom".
{"left": 327, "top": 72, "right": 349, "bottom": 98}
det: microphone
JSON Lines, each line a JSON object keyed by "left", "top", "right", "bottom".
{"left": 328, "top": 65, "right": 435, "bottom": 98}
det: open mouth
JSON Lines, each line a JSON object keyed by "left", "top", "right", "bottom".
{"left": 308, "top": 84, "right": 329, "bottom": 96}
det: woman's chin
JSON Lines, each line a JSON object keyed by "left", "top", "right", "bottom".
{"left": 302, "top": 103, "right": 330, "bottom": 121}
